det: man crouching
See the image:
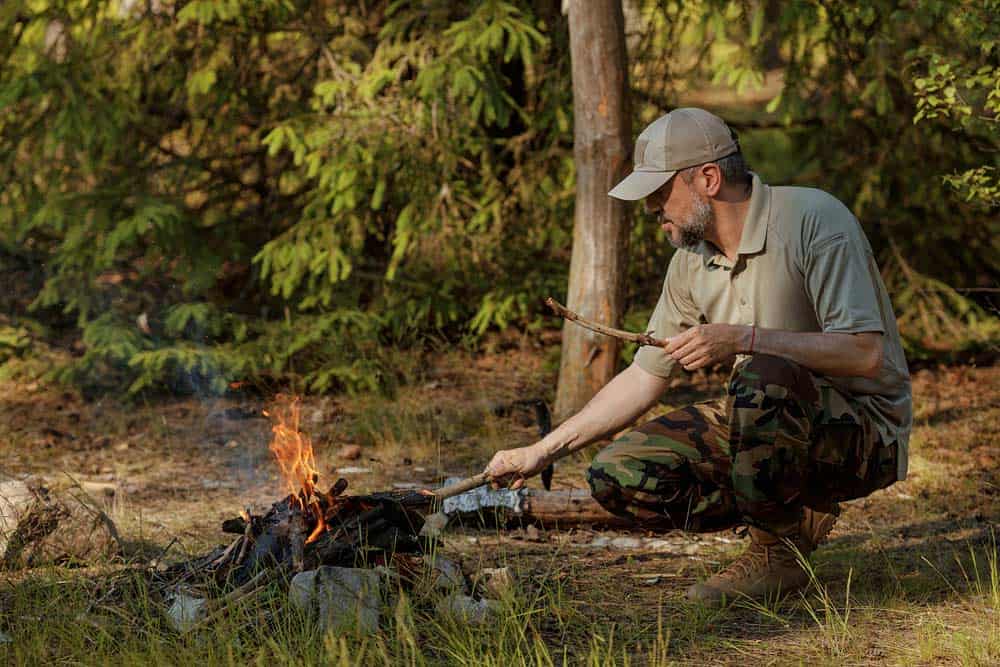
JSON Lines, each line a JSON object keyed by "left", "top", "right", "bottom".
{"left": 484, "top": 108, "right": 912, "bottom": 604}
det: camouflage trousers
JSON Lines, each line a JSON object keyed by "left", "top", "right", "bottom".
{"left": 587, "top": 354, "right": 899, "bottom": 533}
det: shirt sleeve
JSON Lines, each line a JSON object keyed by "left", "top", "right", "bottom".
{"left": 803, "top": 232, "right": 886, "bottom": 335}
{"left": 634, "top": 252, "right": 702, "bottom": 378}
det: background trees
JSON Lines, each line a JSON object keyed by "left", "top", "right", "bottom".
{"left": 0, "top": 0, "right": 997, "bottom": 399}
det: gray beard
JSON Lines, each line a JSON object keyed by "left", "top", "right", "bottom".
{"left": 670, "top": 193, "right": 713, "bottom": 251}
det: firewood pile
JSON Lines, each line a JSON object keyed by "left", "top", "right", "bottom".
{"left": 159, "top": 478, "right": 431, "bottom": 593}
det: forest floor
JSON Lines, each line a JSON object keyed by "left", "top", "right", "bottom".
{"left": 1, "top": 343, "right": 998, "bottom": 665}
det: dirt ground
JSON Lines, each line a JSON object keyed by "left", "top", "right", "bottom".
{"left": 1, "top": 348, "right": 999, "bottom": 664}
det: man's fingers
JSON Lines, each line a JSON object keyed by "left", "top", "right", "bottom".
{"left": 678, "top": 347, "right": 704, "bottom": 366}
{"left": 484, "top": 455, "right": 507, "bottom": 479}
{"left": 663, "top": 326, "right": 695, "bottom": 353}
{"left": 683, "top": 354, "right": 711, "bottom": 371}
{"left": 671, "top": 337, "right": 702, "bottom": 362}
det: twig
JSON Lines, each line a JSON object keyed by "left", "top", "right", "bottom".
{"left": 191, "top": 565, "right": 286, "bottom": 631}
{"left": 544, "top": 297, "right": 668, "bottom": 347}
{"left": 150, "top": 537, "right": 178, "bottom": 569}
{"left": 209, "top": 536, "right": 242, "bottom": 568}
{"left": 234, "top": 510, "right": 254, "bottom": 566}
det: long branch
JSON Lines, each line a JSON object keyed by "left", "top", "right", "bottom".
{"left": 544, "top": 298, "right": 668, "bottom": 347}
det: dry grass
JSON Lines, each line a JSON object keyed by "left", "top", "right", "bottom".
{"left": 1, "top": 348, "right": 998, "bottom": 665}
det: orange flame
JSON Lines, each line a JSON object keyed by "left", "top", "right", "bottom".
{"left": 265, "top": 396, "right": 326, "bottom": 542}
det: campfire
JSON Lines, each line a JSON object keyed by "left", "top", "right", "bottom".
{"left": 164, "top": 397, "right": 431, "bottom": 595}
{"left": 153, "top": 393, "right": 624, "bottom": 632}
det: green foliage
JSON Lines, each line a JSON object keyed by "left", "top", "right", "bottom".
{"left": 0, "top": 325, "right": 32, "bottom": 362}
{"left": 0, "top": 0, "right": 996, "bottom": 397}
{"left": 0, "top": 0, "right": 574, "bottom": 395}
{"left": 911, "top": 0, "right": 1000, "bottom": 208}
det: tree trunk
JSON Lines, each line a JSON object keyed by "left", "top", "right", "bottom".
{"left": 555, "top": 0, "right": 631, "bottom": 422}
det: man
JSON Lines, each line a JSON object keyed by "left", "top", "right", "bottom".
{"left": 484, "top": 108, "right": 912, "bottom": 603}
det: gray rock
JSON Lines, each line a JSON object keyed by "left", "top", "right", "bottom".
{"left": 165, "top": 593, "right": 207, "bottom": 633}
{"left": 435, "top": 594, "right": 500, "bottom": 626}
{"left": 588, "top": 536, "right": 611, "bottom": 548}
{"left": 289, "top": 566, "right": 382, "bottom": 634}
{"left": 418, "top": 511, "right": 449, "bottom": 539}
{"left": 427, "top": 555, "right": 464, "bottom": 591}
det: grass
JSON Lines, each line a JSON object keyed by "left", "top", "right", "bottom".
{"left": 1, "top": 357, "right": 998, "bottom": 664}
{"left": 5, "top": 537, "right": 999, "bottom": 666}
{"left": 0, "top": 557, "right": 682, "bottom": 666}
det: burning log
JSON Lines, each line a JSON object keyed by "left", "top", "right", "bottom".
{"left": 167, "top": 480, "right": 429, "bottom": 592}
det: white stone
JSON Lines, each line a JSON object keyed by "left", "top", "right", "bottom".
{"left": 165, "top": 593, "right": 208, "bottom": 633}
{"left": 588, "top": 536, "right": 611, "bottom": 548}
{"left": 0, "top": 476, "right": 33, "bottom": 556}
{"left": 435, "top": 594, "right": 500, "bottom": 625}
{"left": 610, "top": 536, "right": 642, "bottom": 549}
{"left": 289, "top": 566, "right": 381, "bottom": 634}
{"left": 644, "top": 539, "right": 674, "bottom": 551}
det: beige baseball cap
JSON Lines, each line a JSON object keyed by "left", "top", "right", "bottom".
{"left": 608, "top": 108, "right": 739, "bottom": 201}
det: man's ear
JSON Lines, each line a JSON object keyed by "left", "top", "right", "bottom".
{"left": 699, "top": 163, "right": 723, "bottom": 197}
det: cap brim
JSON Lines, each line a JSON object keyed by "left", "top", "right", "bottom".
{"left": 608, "top": 170, "right": 675, "bottom": 201}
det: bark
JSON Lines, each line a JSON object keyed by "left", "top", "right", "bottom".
{"left": 521, "top": 489, "right": 632, "bottom": 528}
{"left": 556, "top": 0, "right": 632, "bottom": 422}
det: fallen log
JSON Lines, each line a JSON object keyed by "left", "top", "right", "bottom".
{"left": 520, "top": 488, "right": 632, "bottom": 529}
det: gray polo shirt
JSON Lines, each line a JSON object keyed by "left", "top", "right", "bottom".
{"left": 635, "top": 173, "right": 912, "bottom": 479}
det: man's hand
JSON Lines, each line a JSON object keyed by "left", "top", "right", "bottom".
{"left": 664, "top": 323, "right": 749, "bottom": 371}
{"left": 484, "top": 444, "right": 551, "bottom": 490}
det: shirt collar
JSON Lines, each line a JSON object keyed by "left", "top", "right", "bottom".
{"left": 696, "top": 171, "right": 770, "bottom": 268}
{"left": 738, "top": 171, "right": 769, "bottom": 256}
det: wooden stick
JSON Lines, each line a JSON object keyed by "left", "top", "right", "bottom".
{"left": 544, "top": 298, "right": 667, "bottom": 347}
{"left": 430, "top": 472, "right": 490, "bottom": 500}
{"left": 191, "top": 566, "right": 284, "bottom": 631}
{"left": 234, "top": 511, "right": 254, "bottom": 566}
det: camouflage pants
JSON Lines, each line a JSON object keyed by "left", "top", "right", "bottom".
{"left": 587, "top": 354, "right": 899, "bottom": 533}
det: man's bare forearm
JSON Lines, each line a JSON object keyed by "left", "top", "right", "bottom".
{"left": 749, "top": 327, "right": 883, "bottom": 378}
{"left": 536, "top": 363, "right": 671, "bottom": 461}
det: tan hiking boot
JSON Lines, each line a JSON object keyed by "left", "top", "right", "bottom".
{"left": 799, "top": 504, "right": 839, "bottom": 552}
{"left": 685, "top": 506, "right": 839, "bottom": 604}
